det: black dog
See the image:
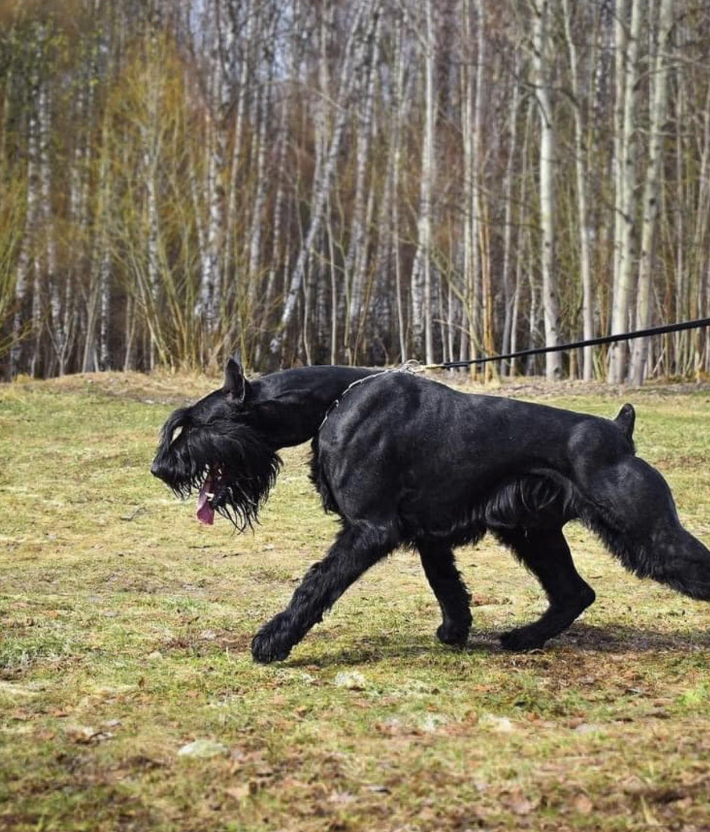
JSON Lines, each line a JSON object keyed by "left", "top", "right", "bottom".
{"left": 152, "top": 361, "right": 710, "bottom": 663}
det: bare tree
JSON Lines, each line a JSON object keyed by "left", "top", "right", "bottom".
{"left": 630, "top": 0, "right": 674, "bottom": 384}
{"left": 562, "top": 0, "right": 594, "bottom": 380}
{"left": 529, "top": 0, "right": 562, "bottom": 379}
{"left": 609, "top": 0, "right": 642, "bottom": 383}
{"left": 2, "top": 0, "right": 710, "bottom": 383}
{"left": 269, "top": 0, "right": 379, "bottom": 363}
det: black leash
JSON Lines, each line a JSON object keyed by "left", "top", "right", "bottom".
{"left": 421, "top": 317, "right": 710, "bottom": 371}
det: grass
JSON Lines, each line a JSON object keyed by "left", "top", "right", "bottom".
{"left": 2, "top": 371, "right": 710, "bottom": 831}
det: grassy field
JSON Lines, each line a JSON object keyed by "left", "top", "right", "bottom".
{"left": 2, "top": 372, "right": 710, "bottom": 832}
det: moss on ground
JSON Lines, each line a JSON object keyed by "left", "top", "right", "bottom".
{"left": 1, "top": 372, "right": 710, "bottom": 831}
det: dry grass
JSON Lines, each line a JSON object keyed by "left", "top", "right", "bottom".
{"left": 2, "top": 371, "right": 710, "bottom": 831}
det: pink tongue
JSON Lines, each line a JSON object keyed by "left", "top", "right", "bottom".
{"left": 197, "top": 478, "right": 215, "bottom": 525}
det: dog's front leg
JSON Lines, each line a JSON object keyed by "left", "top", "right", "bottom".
{"left": 251, "top": 523, "right": 394, "bottom": 663}
{"left": 418, "top": 541, "right": 472, "bottom": 646}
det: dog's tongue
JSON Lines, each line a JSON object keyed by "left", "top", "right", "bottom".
{"left": 197, "top": 478, "right": 215, "bottom": 525}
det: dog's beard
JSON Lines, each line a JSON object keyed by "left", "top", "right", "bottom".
{"left": 154, "top": 418, "right": 281, "bottom": 531}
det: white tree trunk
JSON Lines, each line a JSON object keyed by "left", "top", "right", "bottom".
{"left": 11, "top": 26, "right": 44, "bottom": 377}
{"left": 255, "top": 96, "right": 290, "bottom": 367}
{"left": 392, "top": 19, "right": 408, "bottom": 362}
{"left": 611, "top": 0, "right": 627, "bottom": 322}
{"left": 412, "top": 0, "right": 436, "bottom": 364}
{"left": 345, "top": 13, "right": 381, "bottom": 362}
{"left": 82, "top": 36, "right": 108, "bottom": 374}
{"left": 473, "top": 0, "right": 487, "bottom": 372}
{"left": 247, "top": 65, "right": 273, "bottom": 320}
{"left": 500, "top": 52, "right": 520, "bottom": 371}
{"left": 691, "top": 87, "right": 710, "bottom": 376}
{"left": 563, "top": 0, "right": 594, "bottom": 380}
{"left": 269, "top": 0, "right": 378, "bottom": 360}
{"left": 224, "top": 0, "right": 252, "bottom": 320}
{"left": 609, "top": 0, "right": 642, "bottom": 382}
{"left": 531, "top": 0, "right": 562, "bottom": 380}
{"left": 630, "top": 0, "right": 674, "bottom": 384}
{"left": 196, "top": 0, "right": 230, "bottom": 342}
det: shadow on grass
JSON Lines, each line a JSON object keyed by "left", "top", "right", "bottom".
{"left": 285, "top": 621, "right": 710, "bottom": 667}
{"left": 553, "top": 621, "right": 710, "bottom": 653}
{"left": 158, "top": 618, "right": 710, "bottom": 666}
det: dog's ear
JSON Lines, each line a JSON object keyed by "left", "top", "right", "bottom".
{"left": 224, "top": 358, "right": 250, "bottom": 404}
{"left": 614, "top": 403, "right": 635, "bottom": 440}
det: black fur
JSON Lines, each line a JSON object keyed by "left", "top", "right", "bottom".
{"left": 153, "top": 364, "right": 710, "bottom": 663}
{"left": 151, "top": 361, "right": 377, "bottom": 531}
{"left": 152, "top": 405, "right": 280, "bottom": 530}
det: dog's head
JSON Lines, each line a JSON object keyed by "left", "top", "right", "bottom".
{"left": 151, "top": 359, "right": 281, "bottom": 530}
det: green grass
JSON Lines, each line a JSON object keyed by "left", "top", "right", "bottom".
{"left": 2, "top": 372, "right": 710, "bottom": 831}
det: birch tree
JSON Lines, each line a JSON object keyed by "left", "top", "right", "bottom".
{"left": 530, "top": 0, "right": 562, "bottom": 379}
{"left": 629, "top": 0, "right": 674, "bottom": 384}
{"left": 269, "top": 0, "right": 378, "bottom": 362}
{"left": 344, "top": 13, "right": 381, "bottom": 363}
{"left": 2, "top": 0, "right": 710, "bottom": 382}
{"left": 562, "top": 0, "right": 594, "bottom": 380}
{"left": 608, "top": 0, "right": 642, "bottom": 383}
{"left": 11, "top": 22, "right": 45, "bottom": 377}
{"left": 410, "top": 0, "right": 436, "bottom": 365}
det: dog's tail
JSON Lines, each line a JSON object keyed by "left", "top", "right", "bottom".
{"left": 614, "top": 403, "right": 635, "bottom": 442}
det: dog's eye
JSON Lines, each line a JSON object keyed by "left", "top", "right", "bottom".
{"left": 171, "top": 426, "right": 184, "bottom": 443}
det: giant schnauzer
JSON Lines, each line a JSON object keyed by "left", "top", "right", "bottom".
{"left": 152, "top": 360, "right": 710, "bottom": 663}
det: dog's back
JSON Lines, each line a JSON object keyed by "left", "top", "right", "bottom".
{"left": 314, "top": 372, "right": 634, "bottom": 541}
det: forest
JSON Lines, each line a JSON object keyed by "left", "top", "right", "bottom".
{"left": 1, "top": 0, "right": 709, "bottom": 382}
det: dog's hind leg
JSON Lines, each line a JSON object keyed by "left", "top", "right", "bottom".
{"left": 494, "top": 527, "right": 595, "bottom": 651}
{"left": 418, "top": 541, "right": 472, "bottom": 646}
{"left": 251, "top": 522, "right": 396, "bottom": 663}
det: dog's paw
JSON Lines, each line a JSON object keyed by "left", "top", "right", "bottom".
{"left": 436, "top": 622, "right": 470, "bottom": 647}
{"left": 499, "top": 626, "right": 547, "bottom": 652}
{"left": 251, "top": 616, "right": 294, "bottom": 664}
{"left": 251, "top": 630, "right": 292, "bottom": 664}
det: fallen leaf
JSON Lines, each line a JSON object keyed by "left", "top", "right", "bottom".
{"left": 225, "top": 785, "right": 251, "bottom": 802}
{"left": 120, "top": 507, "right": 147, "bottom": 521}
{"left": 480, "top": 714, "right": 514, "bottom": 733}
{"left": 621, "top": 776, "right": 648, "bottom": 795}
{"left": 420, "top": 713, "right": 448, "bottom": 732}
{"left": 67, "top": 725, "right": 113, "bottom": 744}
{"left": 334, "top": 671, "right": 367, "bottom": 690}
{"left": 573, "top": 722, "right": 603, "bottom": 735}
{"left": 0, "top": 681, "right": 39, "bottom": 699}
{"left": 573, "top": 794, "right": 593, "bottom": 814}
{"left": 640, "top": 796, "right": 660, "bottom": 826}
{"left": 178, "top": 739, "right": 228, "bottom": 759}
{"left": 367, "top": 784, "right": 391, "bottom": 794}
{"left": 328, "top": 790, "right": 356, "bottom": 804}
{"left": 472, "top": 595, "right": 508, "bottom": 606}
{"left": 505, "top": 792, "right": 540, "bottom": 816}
